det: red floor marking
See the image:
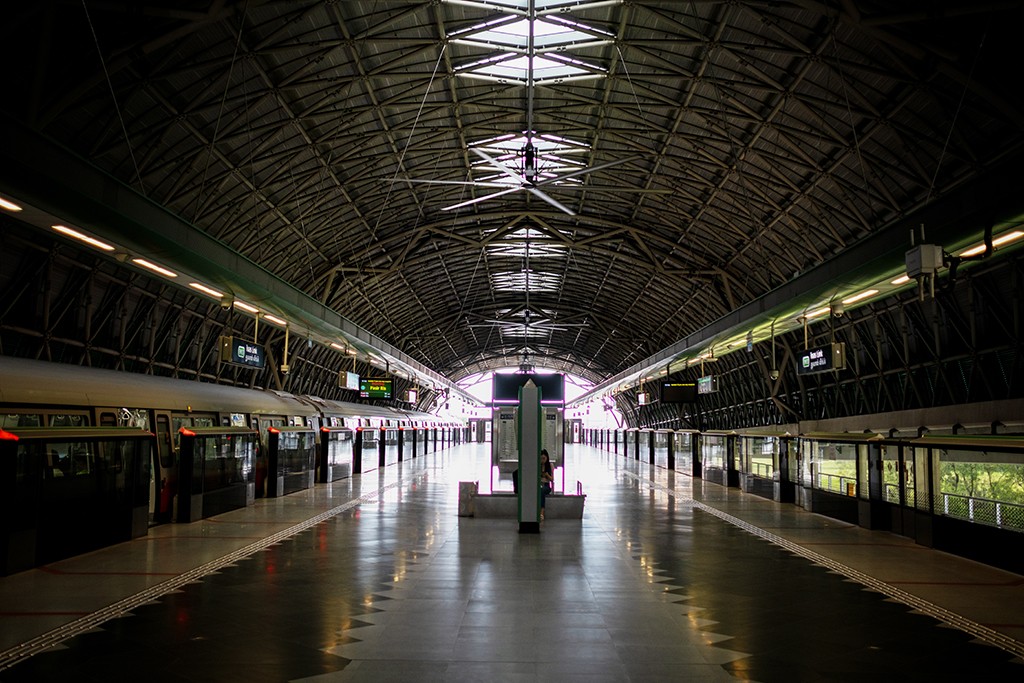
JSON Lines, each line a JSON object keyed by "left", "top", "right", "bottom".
{"left": 141, "top": 535, "right": 267, "bottom": 541}
{"left": 0, "top": 611, "right": 91, "bottom": 617}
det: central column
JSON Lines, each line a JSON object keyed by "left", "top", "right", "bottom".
{"left": 518, "top": 380, "right": 541, "bottom": 533}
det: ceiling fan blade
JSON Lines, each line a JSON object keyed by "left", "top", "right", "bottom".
{"left": 441, "top": 186, "right": 521, "bottom": 212}
{"left": 404, "top": 178, "right": 512, "bottom": 188}
{"left": 537, "top": 155, "right": 642, "bottom": 186}
{"left": 527, "top": 187, "right": 575, "bottom": 216}
{"left": 535, "top": 185, "right": 671, "bottom": 193}
{"left": 471, "top": 147, "right": 525, "bottom": 185}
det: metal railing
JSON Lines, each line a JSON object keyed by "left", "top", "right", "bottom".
{"left": 749, "top": 461, "right": 773, "bottom": 479}
{"left": 815, "top": 471, "right": 857, "bottom": 496}
{"left": 879, "top": 486, "right": 1022, "bottom": 532}
{"left": 939, "top": 492, "right": 1024, "bottom": 532}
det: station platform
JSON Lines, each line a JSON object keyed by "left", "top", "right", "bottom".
{"left": 1, "top": 443, "right": 1022, "bottom": 681}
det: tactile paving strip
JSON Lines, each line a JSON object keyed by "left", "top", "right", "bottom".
{"left": 624, "top": 468, "right": 1024, "bottom": 661}
{"left": 0, "top": 475, "right": 425, "bottom": 672}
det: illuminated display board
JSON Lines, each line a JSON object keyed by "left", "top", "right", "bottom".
{"left": 338, "top": 371, "right": 361, "bottom": 391}
{"left": 697, "top": 375, "right": 718, "bottom": 394}
{"left": 492, "top": 373, "right": 565, "bottom": 404}
{"left": 661, "top": 382, "right": 697, "bottom": 403}
{"left": 219, "top": 336, "right": 266, "bottom": 370}
{"left": 360, "top": 378, "right": 393, "bottom": 399}
{"left": 797, "top": 343, "right": 847, "bottom": 375}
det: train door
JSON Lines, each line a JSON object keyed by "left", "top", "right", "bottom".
{"left": 250, "top": 414, "right": 286, "bottom": 498}
{"left": 152, "top": 412, "right": 174, "bottom": 524}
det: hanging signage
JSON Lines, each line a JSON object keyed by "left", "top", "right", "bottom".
{"left": 661, "top": 382, "right": 697, "bottom": 403}
{"left": 219, "top": 336, "right": 266, "bottom": 369}
{"left": 406, "top": 389, "right": 418, "bottom": 403}
{"left": 697, "top": 375, "right": 718, "bottom": 394}
{"left": 797, "top": 342, "right": 847, "bottom": 375}
{"left": 360, "top": 378, "right": 393, "bottom": 399}
{"left": 637, "top": 392, "right": 649, "bottom": 405}
{"left": 338, "top": 370, "right": 361, "bottom": 391}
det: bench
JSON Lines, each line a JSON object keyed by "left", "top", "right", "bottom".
{"left": 470, "top": 492, "right": 585, "bottom": 519}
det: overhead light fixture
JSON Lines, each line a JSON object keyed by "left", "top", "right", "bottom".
{"left": 0, "top": 197, "right": 23, "bottom": 212}
{"left": 264, "top": 314, "right": 287, "bottom": 326}
{"left": 330, "top": 342, "right": 345, "bottom": 351}
{"left": 959, "top": 230, "right": 1024, "bottom": 257}
{"left": 189, "top": 282, "right": 223, "bottom": 298}
{"left": 842, "top": 289, "right": 879, "bottom": 305}
{"left": 891, "top": 274, "right": 911, "bottom": 285}
{"left": 803, "top": 307, "right": 831, "bottom": 320}
{"left": 52, "top": 225, "right": 115, "bottom": 251}
{"left": 131, "top": 258, "right": 177, "bottom": 278}
{"left": 234, "top": 301, "right": 259, "bottom": 314}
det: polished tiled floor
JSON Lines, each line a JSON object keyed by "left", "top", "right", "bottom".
{"left": 1, "top": 443, "right": 1022, "bottom": 681}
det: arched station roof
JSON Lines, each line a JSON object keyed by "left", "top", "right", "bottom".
{"left": 3, "top": 0, "right": 1023, "bottom": 386}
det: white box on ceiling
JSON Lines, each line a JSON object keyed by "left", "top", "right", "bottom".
{"left": 905, "top": 244, "right": 944, "bottom": 278}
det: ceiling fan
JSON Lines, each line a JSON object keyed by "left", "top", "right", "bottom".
{"left": 469, "top": 308, "right": 589, "bottom": 334}
{"left": 405, "top": 1, "right": 665, "bottom": 216}
{"left": 416, "top": 142, "right": 652, "bottom": 216}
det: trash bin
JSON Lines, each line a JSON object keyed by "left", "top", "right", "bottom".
{"left": 458, "top": 481, "right": 478, "bottom": 517}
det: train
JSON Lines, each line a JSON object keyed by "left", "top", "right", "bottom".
{"left": 0, "top": 356, "right": 464, "bottom": 574}
{"left": 583, "top": 425, "right": 1024, "bottom": 574}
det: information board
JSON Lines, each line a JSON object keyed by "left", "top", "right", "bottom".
{"left": 661, "top": 382, "right": 697, "bottom": 403}
{"left": 492, "top": 372, "right": 565, "bottom": 404}
{"left": 359, "top": 377, "right": 393, "bottom": 399}
{"left": 219, "top": 336, "right": 266, "bottom": 369}
{"left": 797, "top": 342, "right": 847, "bottom": 375}
{"left": 697, "top": 375, "right": 718, "bottom": 394}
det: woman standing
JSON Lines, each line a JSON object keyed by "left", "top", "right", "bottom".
{"left": 540, "top": 449, "right": 554, "bottom": 520}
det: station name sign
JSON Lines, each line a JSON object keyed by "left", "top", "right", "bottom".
{"left": 219, "top": 336, "right": 266, "bottom": 369}
{"left": 797, "top": 342, "right": 846, "bottom": 375}
{"left": 697, "top": 375, "right": 718, "bottom": 394}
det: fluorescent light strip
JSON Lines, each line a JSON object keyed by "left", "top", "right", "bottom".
{"left": 330, "top": 342, "right": 345, "bottom": 350}
{"left": 0, "top": 197, "right": 23, "bottom": 212}
{"left": 131, "top": 258, "right": 177, "bottom": 278}
{"left": 960, "top": 230, "right": 1024, "bottom": 257}
{"left": 234, "top": 301, "right": 259, "bottom": 314}
{"left": 52, "top": 225, "right": 115, "bottom": 251}
{"left": 263, "top": 314, "right": 287, "bottom": 326}
{"left": 804, "top": 307, "right": 831, "bottom": 320}
{"left": 891, "top": 275, "right": 911, "bottom": 285}
{"left": 842, "top": 289, "right": 879, "bottom": 305}
{"left": 188, "top": 282, "right": 223, "bottom": 298}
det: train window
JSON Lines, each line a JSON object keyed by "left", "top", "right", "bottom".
{"left": 45, "top": 446, "right": 71, "bottom": 478}
{"left": 156, "top": 414, "right": 174, "bottom": 468}
{"left": 2, "top": 413, "right": 43, "bottom": 428}
{"left": 50, "top": 414, "right": 88, "bottom": 427}
{"left": 102, "top": 441, "right": 126, "bottom": 474}
{"left": 117, "top": 408, "right": 149, "bottom": 430}
{"left": 69, "top": 444, "right": 94, "bottom": 476}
